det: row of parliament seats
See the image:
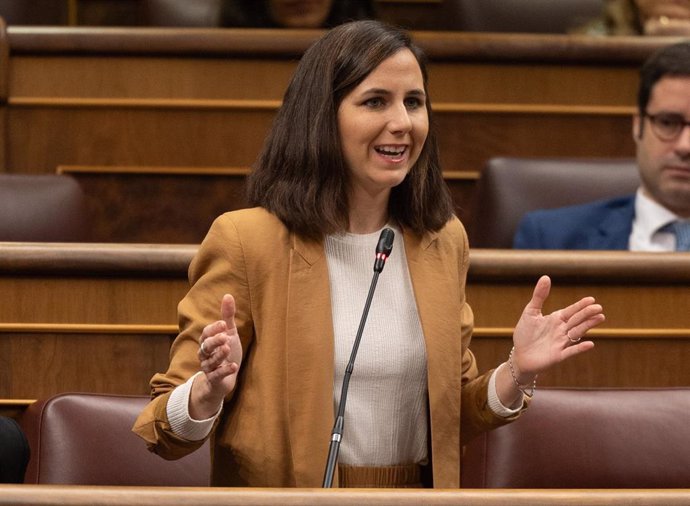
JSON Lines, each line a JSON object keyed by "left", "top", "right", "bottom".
{"left": 16, "top": 388, "right": 690, "bottom": 488}
{"left": 0, "top": 23, "right": 648, "bottom": 231}
{"left": 0, "top": 0, "right": 604, "bottom": 33}
{"left": 0, "top": 158, "right": 640, "bottom": 247}
{"left": 143, "top": 0, "right": 605, "bottom": 33}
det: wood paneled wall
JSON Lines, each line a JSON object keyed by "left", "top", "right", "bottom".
{"left": 3, "top": 29, "right": 652, "bottom": 173}
{"left": 2, "top": 243, "right": 689, "bottom": 419}
{"left": 0, "top": 27, "right": 681, "bottom": 242}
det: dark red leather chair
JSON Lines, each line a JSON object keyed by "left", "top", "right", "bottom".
{"left": 462, "top": 388, "right": 690, "bottom": 488}
{"left": 469, "top": 157, "right": 640, "bottom": 248}
{"left": 0, "top": 174, "right": 90, "bottom": 242}
{"left": 20, "top": 393, "right": 210, "bottom": 486}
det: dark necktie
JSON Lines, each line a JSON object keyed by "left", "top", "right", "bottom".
{"left": 667, "top": 221, "right": 690, "bottom": 251}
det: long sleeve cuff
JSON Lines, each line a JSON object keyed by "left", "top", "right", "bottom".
{"left": 166, "top": 371, "right": 222, "bottom": 441}
{"left": 487, "top": 364, "right": 525, "bottom": 418}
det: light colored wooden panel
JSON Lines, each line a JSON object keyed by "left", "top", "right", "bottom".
{"left": 5, "top": 29, "right": 650, "bottom": 178}
{"left": 10, "top": 56, "right": 639, "bottom": 106}
{"left": 6, "top": 105, "right": 636, "bottom": 173}
{"left": 470, "top": 332, "right": 690, "bottom": 388}
{"left": 436, "top": 111, "right": 636, "bottom": 171}
{"left": 3, "top": 245, "right": 690, "bottom": 395}
{"left": 427, "top": 63, "right": 638, "bottom": 105}
{"left": 6, "top": 107, "right": 272, "bottom": 171}
{"left": 467, "top": 282, "right": 690, "bottom": 329}
{"left": 0, "top": 330, "right": 173, "bottom": 398}
{"left": 9, "top": 97, "right": 281, "bottom": 109}
{"left": 0, "top": 277, "right": 187, "bottom": 324}
{"left": 9, "top": 56, "right": 297, "bottom": 100}
{"left": 1, "top": 485, "right": 690, "bottom": 506}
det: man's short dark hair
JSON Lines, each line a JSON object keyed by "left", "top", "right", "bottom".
{"left": 638, "top": 42, "right": 690, "bottom": 116}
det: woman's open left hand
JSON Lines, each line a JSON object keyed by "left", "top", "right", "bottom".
{"left": 510, "top": 275, "right": 605, "bottom": 382}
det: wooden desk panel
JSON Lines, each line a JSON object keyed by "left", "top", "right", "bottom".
{"left": 435, "top": 109, "right": 635, "bottom": 172}
{"left": 6, "top": 103, "right": 635, "bottom": 173}
{"left": 0, "top": 243, "right": 190, "bottom": 406}
{"left": 466, "top": 250, "right": 690, "bottom": 387}
{"left": 6, "top": 106, "right": 273, "bottom": 172}
{"left": 0, "top": 325, "right": 173, "bottom": 399}
{"left": 1, "top": 245, "right": 689, "bottom": 418}
{"left": 51, "top": 166, "right": 474, "bottom": 243}
{"left": 2, "top": 485, "right": 690, "bottom": 506}
{"left": 8, "top": 56, "right": 297, "bottom": 100}
{"left": 55, "top": 167, "right": 251, "bottom": 243}
{"left": 0, "top": 275, "right": 186, "bottom": 324}
{"left": 426, "top": 61, "right": 638, "bottom": 106}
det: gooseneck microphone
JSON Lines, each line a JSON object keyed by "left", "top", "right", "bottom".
{"left": 322, "top": 227, "right": 395, "bottom": 488}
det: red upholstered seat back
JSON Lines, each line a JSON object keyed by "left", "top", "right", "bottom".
{"left": 462, "top": 388, "right": 690, "bottom": 488}
{"left": 0, "top": 174, "right": 89, "bottom": 242}
{"left": 470, "top": 157, "right": 640, "bottom": 248}
{"left": 20, "top": 392, "right": 210, "bottom": 486}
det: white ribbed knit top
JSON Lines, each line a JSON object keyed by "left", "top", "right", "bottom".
{"left": 324, "top": 226, "right": 428, "bottom": 466}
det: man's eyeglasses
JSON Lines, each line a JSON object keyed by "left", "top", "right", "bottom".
{"left": 644, "top": 112, "right": 690, "bottom": 141}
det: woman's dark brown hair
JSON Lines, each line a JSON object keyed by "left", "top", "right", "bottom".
{"left": 246, "top": 19, "right": 454, "bottom": 239}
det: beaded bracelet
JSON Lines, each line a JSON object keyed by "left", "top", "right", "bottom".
{"left": 508, "top": 346, "right": 537, "bottom": 398}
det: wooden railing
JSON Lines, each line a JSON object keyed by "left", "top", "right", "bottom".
{"left": 2, "top": 485, "right": 690, "bottom": 505}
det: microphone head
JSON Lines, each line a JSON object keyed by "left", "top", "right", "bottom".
{"left": 376, "top": 227, "right": 395, "bottom": 255}
{"left": 374, "top": 228, "right": 395, "bottom": 272}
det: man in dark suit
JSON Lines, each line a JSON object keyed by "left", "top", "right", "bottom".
{"left": 514, "top": 42, "right": 690, "bottom": 251}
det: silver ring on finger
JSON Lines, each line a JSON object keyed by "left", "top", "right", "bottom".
{"left": 567, "top": 332, "right": 581, "bottom": 344}
{"left": 200, "top": 340, "right": 209, "bottom": 356}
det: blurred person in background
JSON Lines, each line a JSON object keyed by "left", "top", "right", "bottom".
{"left": 514, "top": 42, "right": 690, "bottom": 250}
{"left": 221, "top": 0, "right": 375, "bottom": 28}
{"left": 576, "top": 0, "right": 690, "bottom": 36}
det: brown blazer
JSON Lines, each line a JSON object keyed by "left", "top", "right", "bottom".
{"left": 133, "top": 207, "right": 520, "bottom": 488}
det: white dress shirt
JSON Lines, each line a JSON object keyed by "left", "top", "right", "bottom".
{"left": 629, "top": 188, "right": 681, "bottom": 251}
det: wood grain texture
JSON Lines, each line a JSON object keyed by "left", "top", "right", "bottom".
{"left": 1, "top": 245, "right": 688, "bottom": 410}
{"left": 0, "top": 29, "right": 666, "bottom": 240}
{"left": 1, "top": 485, "right": 690, "bottom": 505}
